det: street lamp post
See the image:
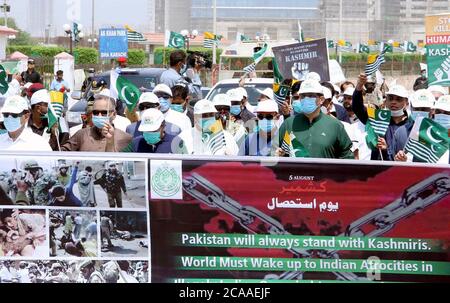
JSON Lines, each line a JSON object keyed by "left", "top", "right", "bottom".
{"left": 181, "top": 29, "right": 198, "bottom": 51}
{"left": 0, "top": 0, "right": 10, "bottom": 27}
{"left": 64, "top": 23, "right": 83, "bottom": 55}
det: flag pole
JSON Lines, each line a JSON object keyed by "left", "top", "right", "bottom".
{"left": 55, "top": 123, "right": 61, "bottom": 152}
{"left": 212, "top": 0, "right": 217, "bottom": 66}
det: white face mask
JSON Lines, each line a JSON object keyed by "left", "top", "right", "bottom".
{"left": 391, "top": 108, "right": 405, "bottom": 117}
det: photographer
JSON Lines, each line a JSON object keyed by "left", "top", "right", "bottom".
{"left": 185, "top": 52, "right": 210, "bottom": 102}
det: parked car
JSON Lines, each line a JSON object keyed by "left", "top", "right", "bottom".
{"left": 206, "top": 78, "right": 273, "bottom": 106}
{"left": 66, "top": 68, "right": 166, "bottom": 128}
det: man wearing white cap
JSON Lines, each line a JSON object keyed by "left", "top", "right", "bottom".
{"left": 342, "top": 87, "right": 358, "bottom": 124}
{"left": 395, "top": 95, "right": 449, "bottom": 164}
{"left": 213, "top": 94, "right": 247, "bottom": 147}
{"left": 354, "top": 74, "right": 413, "bottom": 161}
{"left": 239, "top": 99, "right": 280, "bottom": 156}
{"left": 278, "top": 80, "right": 353, "bottom": 159}
{"left": 0, "top": 95, "right": 52, "bottom": 151}
{"left": 126, "top": 92, "right": 181, "bottom": 138}
{"left": 177, "top": 99, "right": 238, "bottom": 155}
{"left": 153, "top": 84, "right": 192, "bottom": 132}
{"left": 122, "top": 109, "right": 180, "bottom": 153}
{"left": 61, "top": 92, "right": 132, "bottom": 152}
{"left": 228, "top": 88, "right": 255, "bottom": 123}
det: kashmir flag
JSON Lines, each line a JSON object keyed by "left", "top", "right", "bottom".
{"left": 403, "top": 41, "right": 417, "bottom": 53}
{"left": 0, "top": 64, "right": 8, "bottom": 95}
{"left": 404, "top": 117, "right": 450, "bottom": 163}
{"left": 125, "top": 25, "right": 147, "bottom": 42}
{"left": 297, "top": 20, "right": 304, "bottom": 43}
{"left": 46, "top": 91, "right": 64, "bottom": 131}
{"left": 203, "top": 32, "right": 220, "bottom": 48}
{"left": 280, "top": 130, "right": 309, "bottom": 158}
{"left": 243, "top": 43, "right": 269, "bottom": 74}
{"left": 110, "top": 70, "right": 141, "bottom": 111}
{"left": 365, "top": 108, "right": 391, "bottom": 150}
{"left": 165, "top": 31, "right": 185, "bottom": 49}
{"left": 357, "top": 43, "right": 370, "bottom": 54}
{"left": 203, "top": 120, "right": 226, "bottom": 155}
{"left": 364, "top": 44, "right": 388, "bottom": 75}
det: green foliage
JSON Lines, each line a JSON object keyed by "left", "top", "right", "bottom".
{"left": 0, "top": 17, "right": 34, "bottom": 45}
{"left": 154, "top": 47, "right": 222, "bottom": 65}
{"left": 127, "top": 49, "right": 146, "bottom": 65}
{"left": 73, "top": 47, "right": 98, "bottom": 64}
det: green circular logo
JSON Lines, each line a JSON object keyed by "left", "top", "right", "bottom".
{"left": 152, "top": 164, "right": 181, "bottom": 198}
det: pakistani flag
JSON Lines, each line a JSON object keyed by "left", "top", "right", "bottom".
{"left": 365, "top": 108, "right": 391, "bottom": 150}
{"left": 110, "top": 70, "right": 141, "bottom": 112}
{"left": 273, "top": 59, "right": 289, "bottom": 106}
{"left": 243, "top": 43, "right": 269, "bottom": 74}
{"left": 327, "top": 40, "right": 335, "bottom": 49}
{"left": 125, "top": 25, "right": 147, "bottom": 42}
{"left": 280, "top": 130, "right": 310, "bottom": 158}
{"left": 165, "top": 31, "right": 185, "bottom": 49}
{"left": 297, "top": 20, "right": 304, "bottom": 43}
{"left": 403, "top": 41, "right": 417, "bottom": 53}
{"left": 0, "top": 64, "right": 8, "bottom": 95}
{"left": 357, "top": 43, "right": 370, "bottom": 54}
{"left": 383, "top": 43, "right": 393, "bottom": 53}
{"left": 236, "top": 32, "right": 251, "bottom": 43}
{"left": 404, "top": 117, "right": 450, "bottom": 163}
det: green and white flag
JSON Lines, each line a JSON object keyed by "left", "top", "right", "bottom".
{"left": 404, "top": 117, "right": 450, "bottom": 163}
{"left": 327, "top": 40, "right": 335, "bottom": 48}
{"left": 365, "top": 108, "right": 391, "bottom": 150}
{"left": 297, "top": 20, "right": 304, "bottom": 43}
{"left": 273, "top": 59, "right": 289, "bottom": 106}
{"left": 357, "top": 43, "right": 370, "bottom": 54}
{"left": 0, "top": 64, "right": 9, "bottom": 95}
{"left": 403, "top": 41, "right": 417, "bottom": 53}
{"left": 165, "top": 31, "right": 185, "bottom": 49}
{"left": 110, "top": 70, "right": 141, "bottom": 112}
{"left": 243, "top": 43, "right": 269, "bottom": 74}
{"left": 126, "top": 25, "right": 147, "bottom": 42}
{"left": 281, "top": 130, "right": 310, "bottom": 158}
{"left": 236, "top": 32, "right": 251, "bottom": 43}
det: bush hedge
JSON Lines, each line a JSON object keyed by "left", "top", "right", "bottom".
{"left": 154, "top": 47, "right": 222, "bottom": 65}
{"left": 128, "top": 49, "right": 146, "bottom": 65}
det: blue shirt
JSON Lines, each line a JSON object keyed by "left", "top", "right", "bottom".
{"left": 160, "top": 68, "right": 182, "bottom": 88}
{"left": 124, "top": 133, "right": 178, "bottom": 153}
{"left": 50, "top": 79, "right": 70, "bottom": 91}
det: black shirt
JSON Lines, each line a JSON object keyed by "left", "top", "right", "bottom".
{"left": 21, "top": 70, "right": 42, "bottom": 84}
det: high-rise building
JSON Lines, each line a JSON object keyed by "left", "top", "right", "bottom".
{"left": 28, "top": 0, "right": 54, "bottom": 38}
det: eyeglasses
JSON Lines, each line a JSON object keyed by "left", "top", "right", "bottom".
{"left": 92, "top": 110, "right": 109, "bottom": 116}
{"left": 155, "top": 93, "right": 171, "bottom": 99}
{"left": 3, "top": 112, "right": 25, "bottom": 118}
{"left": 138, "top": 103, "right": 159, "bottom": 111}
{"left": 291, "top": 95, "right": 301, "bottom": 101}
{"left": 257, "top": 114, "right": 275, "bottom": 120}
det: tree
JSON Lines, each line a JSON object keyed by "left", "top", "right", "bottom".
{"left": 0, "top": 17, "right": 34, "bottom": 45}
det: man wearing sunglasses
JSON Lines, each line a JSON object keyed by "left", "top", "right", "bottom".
{"left": 277, "top": 80, "right": 353, "bottom": 159}
{"left": 126, "top": 92, "right": 182, "bottom": 139}
{"left": 61, "top": 92, "right": 132, "bottom": 152}
{"left": 153, "top": 84, "right": 192, "bottom": 133}
{"left": 0, "top": 96, "right": 52, "bottom": 151}
{"left": 177, "top": 99, "right": 238, "bottom": 155}
{"left": 239, "top": 99, "right": 280, "bottom": 156}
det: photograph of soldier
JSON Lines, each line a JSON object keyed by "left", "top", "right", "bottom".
{"left": 0, "top": 208, "right": 47, "bottom": 258}
{"left": 0, "top": 158, "right": 146, "bottom": 208}
{"left": 100, "top": 211, "right": 149, "bottom": 258}
{"left": 49, "top": 210, "right": 97, "bottom": 258}
{"left": 0, "top": 260, "right": 148, "bottom": 283}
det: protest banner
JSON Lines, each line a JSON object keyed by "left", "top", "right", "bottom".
{"left": 99, "top": 28, "right": 129, "bottom": 59}
{"left": 425, "top": 14, "right": 450, "bottom": 87}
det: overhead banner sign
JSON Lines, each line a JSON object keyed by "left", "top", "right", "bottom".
{"left": 272, "top": 38, "right": 330, "bottom": 82}
{"left": 99, "top": 28, "right": 128, "bottom": 59}
{"left": 425, "top": 14, "right": 450, "bottom": 87}
{"left": 150, "top": 160, "right": 450, "bottom": 283}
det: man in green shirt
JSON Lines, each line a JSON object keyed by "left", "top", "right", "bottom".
{"left": 277, "top": 80, "right": 354, "bottom": 159}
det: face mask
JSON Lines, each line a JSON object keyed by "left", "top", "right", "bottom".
{"left": 92, "top": 116, "right": 110, "bottom": 129}
{"left": 170, "top": 104, "right": 184, "bottom": 113}
{"left": 201, "top": 117, "right": 216, "bottom": 133}
{"left": 258, "top": 119, "right": 274, "bottom": 133}
{"left": 301, "top": 97, "right": 318, "bottom": 115}
{"left": 434, "top": 114, "right": 450, "bottom": 129}
{"left": 391, "top": 108, "right": 405, "bottom": 117}
{"left": 411, "top": 111, "right": 429, "bottom": 121}
{"left": 292, "top": 100, "right": 303, "bottom": 114}
{"left": 3, "top": 116, "right": 22, "bottom": 132}
{"left": 159, "top": 98, "right": 171, "bottom": 113}
{"left": 230, "top": 105, "right": 241, "bottom": 116}
{"left": 143, "top": 132, "right": 161, "bottom": 145}
{"left": 0, "top": 129, "right": 7, "bottom": 135}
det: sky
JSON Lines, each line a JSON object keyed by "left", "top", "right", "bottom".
{"left": 9, "top": 0, "right": 150, "bottom": 36}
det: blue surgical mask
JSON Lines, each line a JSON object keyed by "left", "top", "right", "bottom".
{"left": 434, "top": 114, "right": 450, "bottom": 129}
{"left": 292, "top": 100, "right": 303, "bottom": 114}
{"left": 201, "top": 117, "right": 217, "bottom": 133}
{"left": 411, "top": 111, "right": 429, "bottom": 121}
{"left": 258, "top": 119, "right": 274, "bottom": 133}
{"left": 3, "top": 116, "right": 22, "bottom": 132}
{"left": 170, "top": 104, "right": 184, "bottom": 113}
{"left": 230, "top": 105, "right": 241, "bottom": 116}
{"left": 300, "top": 97, "right": 319, "bottom": 115}
{"left": 92, "top": 116, "right": 109, "bottom": 129}
{"left": 159, "top": 98, "right": 171, "bottom": 113}
{"left": 143, "top": 132, "right": 161, "bottom": 145}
